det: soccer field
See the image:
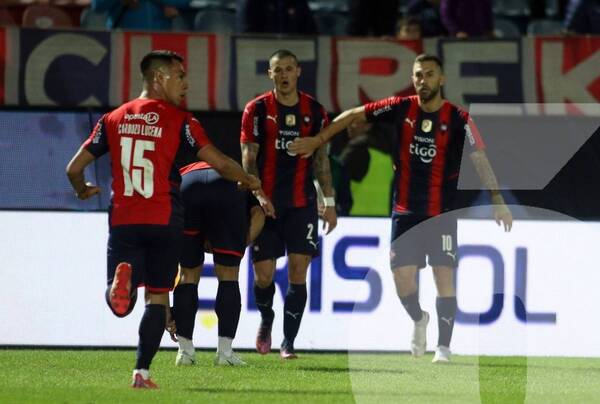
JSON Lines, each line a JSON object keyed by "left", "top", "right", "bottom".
{"left": 1, "top": 350, "right": 600, "bottom": 403}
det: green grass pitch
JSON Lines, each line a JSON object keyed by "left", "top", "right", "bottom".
{"left": 1, "top": 349, "right": 600, "bottom": 403}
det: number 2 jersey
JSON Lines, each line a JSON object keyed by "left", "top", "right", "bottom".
{"left": 240, "top": 91, "right": 329, "bottom": 209}
{"left": 83, "top": 98, "right": 211, "bottom": 227}
{"left": 365, "top": 95, "right": 485, "bottom": 217}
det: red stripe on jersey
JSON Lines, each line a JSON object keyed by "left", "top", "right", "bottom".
{"left": 427, "top": 102, "right": 453, "bottom": 216}
{"left": 394, "top": 99, "right": 419, "bottom": 213}
{"left": 262, "top": 93, "right": 278, "bottom": 200}
{"left": 293, "top": 94, "right": 312, "bottom": 207}
{"left": 212, "top": 247, "right": 244, "bottom": 258}
{"left": 183, "top": 229, "right": 200, "bottom": 235}
{"left": 207, "top": 35, "right": 217, "bottom": 110}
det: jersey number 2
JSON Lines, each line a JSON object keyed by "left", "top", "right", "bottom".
{"left": 120, "top": 137, "right": 155, "bottom": 198}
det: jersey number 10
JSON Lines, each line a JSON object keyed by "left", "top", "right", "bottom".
{"left": 120, "top": 137, "right": 155, "bottom": 198}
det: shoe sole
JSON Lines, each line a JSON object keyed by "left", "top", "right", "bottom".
{"left": 110, "top": 262, "right": 132, "bottom": 316}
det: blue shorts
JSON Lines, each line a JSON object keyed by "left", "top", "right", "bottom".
{"left": 390, "top": 213, "right": 457, "bottom": 270}
{"left": 107, "top": 224, "right": 182, "bottom": 292}
{"left": 251, "top": 204, "right": 319, "bottom": 262}
{"left": 180, "top": 168, "right": 248, "bottom": 267}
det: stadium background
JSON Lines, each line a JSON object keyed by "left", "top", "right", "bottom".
{"left": 0, "top": 7, "right": 600, "bottom": 356}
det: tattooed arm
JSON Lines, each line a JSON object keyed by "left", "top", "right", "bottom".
{"left": 241, "top": 142, "right": 275, "bottom": 218}
{"left": 470, "top": 149, "right": 513, "bottom": 231}
{"left": 313, "top": 144, "right": 337, "bottom": 234}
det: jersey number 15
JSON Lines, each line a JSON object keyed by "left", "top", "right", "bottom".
{"left": 120, "top": 137, "right": 155, "bottom": 198}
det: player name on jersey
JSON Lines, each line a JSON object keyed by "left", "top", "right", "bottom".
{"left": 117, "top": 123, "right": 163, "bottom": 138}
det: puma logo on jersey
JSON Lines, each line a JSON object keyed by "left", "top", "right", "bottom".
{"left": 405, "top": 117, "right": 415, "bottom": 128}
{"left": 266, "top": 115, "right": 277, "bottom": 124}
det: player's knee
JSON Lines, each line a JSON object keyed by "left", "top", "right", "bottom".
{"left": 288, "top": 265, "right": 308, "bottom": 284}
{"left": 393, "top": 269, "right": 418, "bottom": 295}
{"left": 179, "top": 265, "right": 201, "bottom": 284}
{"left": 145, "top": 290, "right": 170, "bottom": 306}
{"left": 215, "top": 263, "right": 240, "bottom": 281}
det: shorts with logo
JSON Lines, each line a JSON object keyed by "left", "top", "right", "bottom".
{"left": 180, "top": 168, "right": 248, "bottom": 267}
{"left": 390, "top": 212, "right": 457, "bottom": 270}
{"left": 252, "top": 203, "right": 319, "bottom": 262}
{"left": 107, "top": 224, "right": 182, "bottom": 293}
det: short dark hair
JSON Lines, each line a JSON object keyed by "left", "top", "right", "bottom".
{"left": 140, "top": 50, "right": 184, "bottom": 78}
{"left": 269, "top": 49, "right": 299, "bottom": 65}
{"left": 414, "top": 54, "right": 443, "bottom": 70}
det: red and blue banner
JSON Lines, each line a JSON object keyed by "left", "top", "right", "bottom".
{"left": 2, "top": 28, "right": 600, "bottom": 114}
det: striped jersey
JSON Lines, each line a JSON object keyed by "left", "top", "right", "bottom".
{"left": 240, "top": 90, "right": 329, "bottom": 209}
{"left": 365, "top": 95, "right": 485, "bottom": 216}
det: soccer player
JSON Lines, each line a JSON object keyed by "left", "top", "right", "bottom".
{"left": 65, "top": 50, "right": 260, "bottom": 388}
{"left": 289, "top": 54, "right": 513, "bottom": 363}
{"left": 172, "top": 160, "right": 274, "bottom": 366}
{"left": 241, "top": 49, "right": 337, "bottom": 359}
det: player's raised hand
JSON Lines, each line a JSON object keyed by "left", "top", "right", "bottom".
{"left": 76, "top": 182, "right": 101, "bottom": 200}
{"left": 494, "top": 204, "right": 513, "bottom": 232}
{"left": 289, "top": 136, "right": 322, "bottom": 158}
{"left": 321, "top": 206, "right": 337, "bottom": 235}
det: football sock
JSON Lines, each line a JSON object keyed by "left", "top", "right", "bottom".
{"left": 215, "top": 281, "right": 241, "bottom": 339}
{"left": 254, "top": 281, "right": 275, "bottom": 323}
{"left": 173, "top": 283, "right": 198, "bottom": 340}
{"left": 135, "top": 304, "right": 166, "bottom": 370}
{"left": 217, "top": 336, "right": 233, "bottom": 355}
{"left": 436, "top": 296, "right": 457, "bottom": 347}
{"left": 399, "top": 291, "right": 424, "bottom": 322}
{"left": 283, "top": 283, "right": 307, "bottom": 347}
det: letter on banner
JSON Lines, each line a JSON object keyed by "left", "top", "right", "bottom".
{"left": 538, "top": 38, "right": 600, "bottom": 115}
{"left": 441, "top": 41, "right": 520, "bottom": 107}
{"left": 334, "top": 39, "right": 419, "bottom": 110}
{"left": 234, "top": 39, "right": 316, "bottom": 109}
{"left": 25, "top": 33, "right": 107, "bottom": 106}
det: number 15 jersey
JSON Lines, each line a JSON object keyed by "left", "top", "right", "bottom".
{"left": 83, "top": 98, "right": 211, "bottom": 227}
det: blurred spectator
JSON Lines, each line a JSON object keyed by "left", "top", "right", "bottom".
{"left": 564, "top": 0, "right": 600, "bottom": 34}
{"left": 348, "top": 0, "right": 399, "bottom": 37}
{"left": 396, "top": 16, "right": 422, "bottom": 40}
{"left": 236, "top": 0, "right": 317, "bottom": 34}
{"left": 440, "top": 0, "right": 493, "bottom": 37}
{"left": 405, "top": 0, "right": 447, "bottom": 37}
{"left": 92, "top": 0, "right": 188, "bottom": 30}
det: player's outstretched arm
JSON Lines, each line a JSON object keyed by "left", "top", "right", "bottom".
{"left": 289, "top": 106, "right": 367, "bottom": 158}
{"left": 470, "top": 150, "right": 513, "bottom": 232}
{"left": 66, "top": 147, "right": 101, "bottom": 200}
{"left": 198, "top": 144, "right": 261, "bottom": 191}
{"left": 313, "top": 145, "right": 337, "bottom": 234}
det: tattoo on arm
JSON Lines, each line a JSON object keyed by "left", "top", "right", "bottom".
{"left": 470, "top": 150, "right": 501, "bottom": 197}
{"left": 241, "top": 143, "right": 260, "bottom": 177}
{"left": 313, "top": 145, "right": 335, "bottom": 198}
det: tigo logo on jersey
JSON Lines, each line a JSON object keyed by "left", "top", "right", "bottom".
{"left": 410, "top": 142, "right": 437, "bottom": 163}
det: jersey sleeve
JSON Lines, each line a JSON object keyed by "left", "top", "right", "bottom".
{"left": 461, "top": 111, "right": 485, "bottom": 151}
{"left": 240, "top": 101, "right": 258, "bottom": 143}
{"left": 182, "top": 114, "right": 211, "bottom": 152}
{"left": 364, "top": 96, "right": 403, "bottom": 123}
{"left": 83, "top": 114, "right": 109, "bottom": 158}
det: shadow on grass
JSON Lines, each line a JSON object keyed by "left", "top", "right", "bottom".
{"left": 186, "top": 387, "right": 455, "bottom": 398}
{"left": 297, "top": 366, "right": 404, "bottom": 375}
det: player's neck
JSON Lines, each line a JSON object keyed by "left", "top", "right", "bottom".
{"left": 418, "top": 95, "right": 444, "bottom": 113}
{"left": 139, "top": 88, "right": 166, "bottom": 103}
{"left": 274, "top": 89, "right": 299, "bottom": 107}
